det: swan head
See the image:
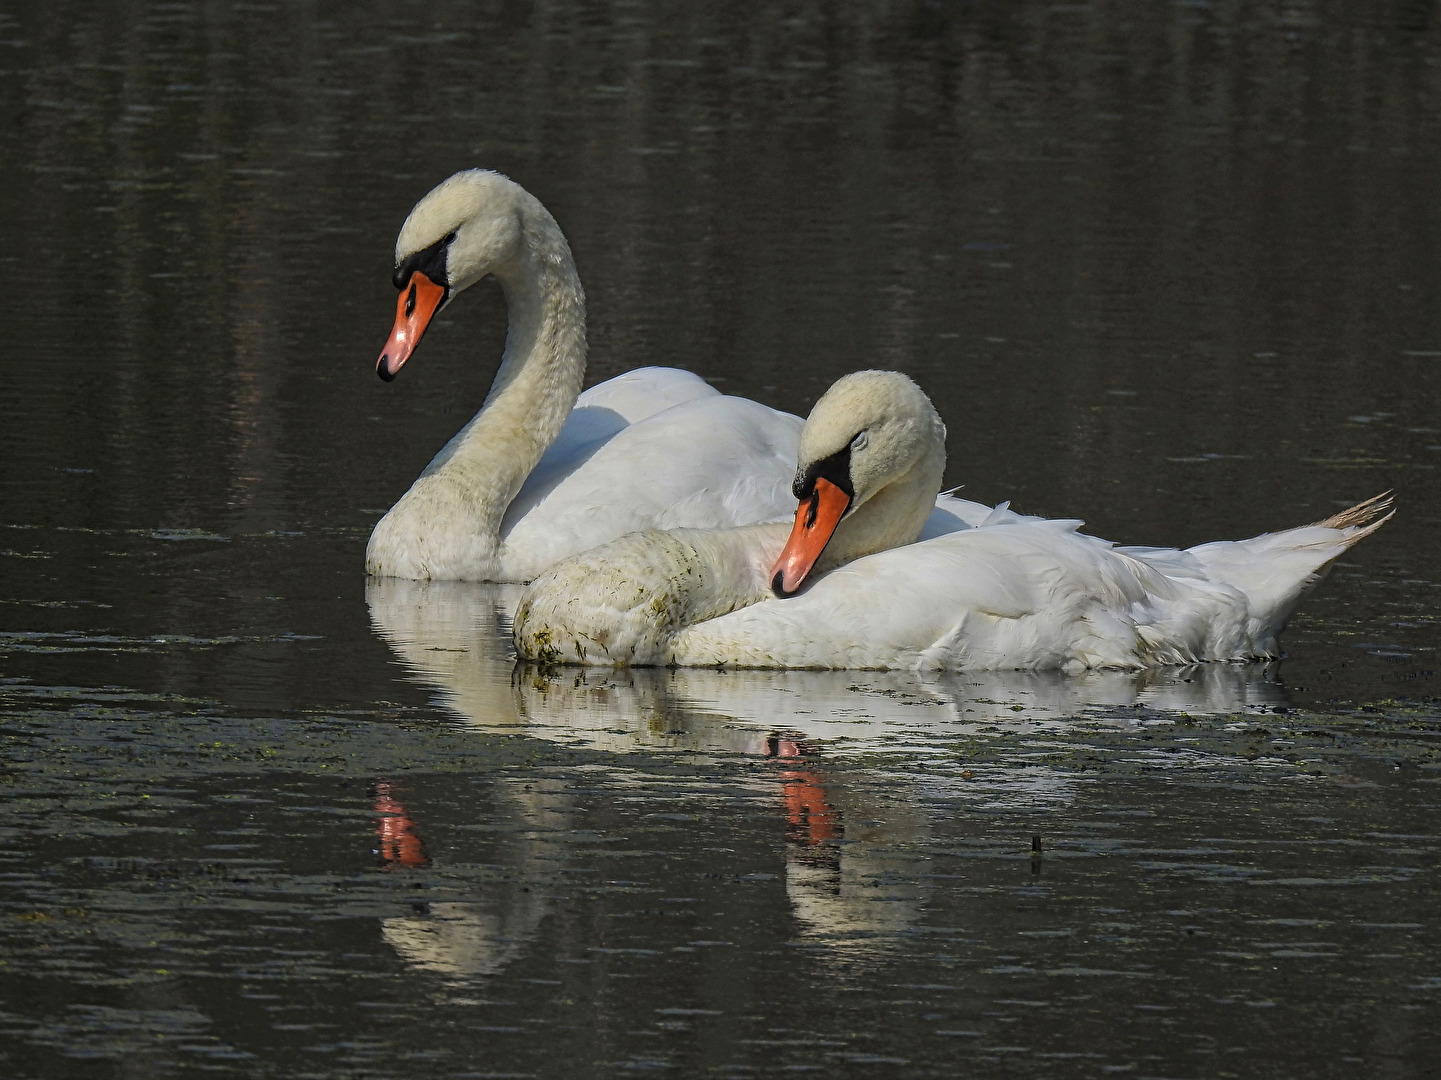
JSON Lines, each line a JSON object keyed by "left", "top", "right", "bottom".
{"left": 772, "top": 371, "right": 947, "bottom": 597}
{"left": 377, "top": 170, "right": 534, "bottom": 381}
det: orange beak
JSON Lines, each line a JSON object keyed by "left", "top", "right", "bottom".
{"left": 770, "top": 476, "right": 851, "bottom": 597}
{"left": 376, "top": 271, "right": 447, "bottom": 381}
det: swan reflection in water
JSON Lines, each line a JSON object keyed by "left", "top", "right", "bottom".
{"left": 364, "top": 578, "right": 1291, "bottom": 978}
{"left": 366, "top": 579, "right": 1291, "bottom": 752}
{"left": 372, "top": 774, "right": 570, "bottom": 983}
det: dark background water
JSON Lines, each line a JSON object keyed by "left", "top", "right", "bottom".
{"left": 1, "top": 1, "right": 1439, "bottom": 1077}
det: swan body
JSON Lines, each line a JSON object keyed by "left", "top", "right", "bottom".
{"left": 364, "top": 170, "right": 801, "bottom": 581}
{"left": 513, "top": 371, "right": 1392, "bottom": 672}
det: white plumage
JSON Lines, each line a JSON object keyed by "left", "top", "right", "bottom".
{"left": 513, "top": 372, "right": 1392, "bottom": 672}
{"left": 364, "top": 170, "right": 801, "bottom": 581}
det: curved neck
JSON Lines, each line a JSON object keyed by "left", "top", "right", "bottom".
{"left": 818, "top": 442, "right": 946, "bottom": 575}
{"left": 422, "top": 208, "right": 587, "bottom": 545}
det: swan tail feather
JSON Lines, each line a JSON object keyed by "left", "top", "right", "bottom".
{"left": 1185, "top": 493, "right": 1394, "bottom": 639}
{"left": 1309, "top": 490, "right": 1395, "bottom": 545}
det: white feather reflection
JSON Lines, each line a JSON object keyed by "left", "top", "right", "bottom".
{"left": 365, "top": 577, "right": 1291, "bottom": 756}
{"left": 373, "top": 776, "right": 572, "bottom": 984}
{"left": 365, "top": 578, "right": 1294, "bottom": 971}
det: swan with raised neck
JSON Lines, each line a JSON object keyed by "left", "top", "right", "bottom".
{"left": 364, "top": 169, "right": 803, "bottom": 581}
{"left": 367, "top": 171, "right": 585, "bottom": 581}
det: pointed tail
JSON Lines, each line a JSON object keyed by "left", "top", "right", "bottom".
{"left": 1309, "top": 490, "right": 1395, "bottom": 543}
{"left": 1186, "top": 492, "right": 1394, "bottom": 638}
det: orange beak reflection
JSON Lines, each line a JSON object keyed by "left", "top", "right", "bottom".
{"left": 771, "top": 476, "right": 851, "bottom": 597}
{"left": 376, "top": 271, "right": 447, "bottom": 381}
{"left": 373, "top": 780, "right": 428, "bottom": 869}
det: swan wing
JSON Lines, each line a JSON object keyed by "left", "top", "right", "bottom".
{"left": 521, "top": 367, "right": 723, "bottom": 497}
{"left": 499, "top": 393, "right": 803, "bottom": 579}
{"left": 670, "top": 497, "right": 1390, "bottom": 673}
{"left": 572, "top": 366, "right": 719, "bottom": 421}
{"left": 669, "top": 518, "right": 1256, "bottom": 671}
{"left": 919, "top": 494, "right": 1043, "bottom": 538}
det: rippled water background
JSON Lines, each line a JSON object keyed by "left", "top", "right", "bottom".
{"left": 2, "top": 2, "right": 1439, "bottom": 1076}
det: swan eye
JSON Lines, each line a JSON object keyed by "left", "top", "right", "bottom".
{"left": 851, "top": 431, "right": 868, "bottom": 452}
{"left": 444, "top": 231, "right": 458, "bottom": 245}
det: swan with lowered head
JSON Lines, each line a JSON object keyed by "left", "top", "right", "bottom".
{"left": 365, "top": 169, "right": 802, "bottom": 581}
{"left": 512, "top": 370, "right": 1392, "bottom": 671}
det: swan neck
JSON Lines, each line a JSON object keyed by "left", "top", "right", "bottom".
{"left": 429, "top": 210, "right": 587, "bottom": 540}
{"left": 820, "top": 444, "right": 945, "bottom": 574}
{"left": 513, "top": 524, "right": 790, "bottom": 665}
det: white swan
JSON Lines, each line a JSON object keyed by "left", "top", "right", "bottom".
{"left": 365, "top": 169, "right": 802, "bottom": 581}
{"left": 513, "top": 371, "right": 1393, "bottom": 672}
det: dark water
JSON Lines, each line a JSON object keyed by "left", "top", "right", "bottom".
{"left": 2, "top": 1, "right": 1440, "bottom": 1076}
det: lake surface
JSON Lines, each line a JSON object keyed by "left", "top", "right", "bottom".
{"left": 2, "top": 1, "right": 1439, "bottom": 1076}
